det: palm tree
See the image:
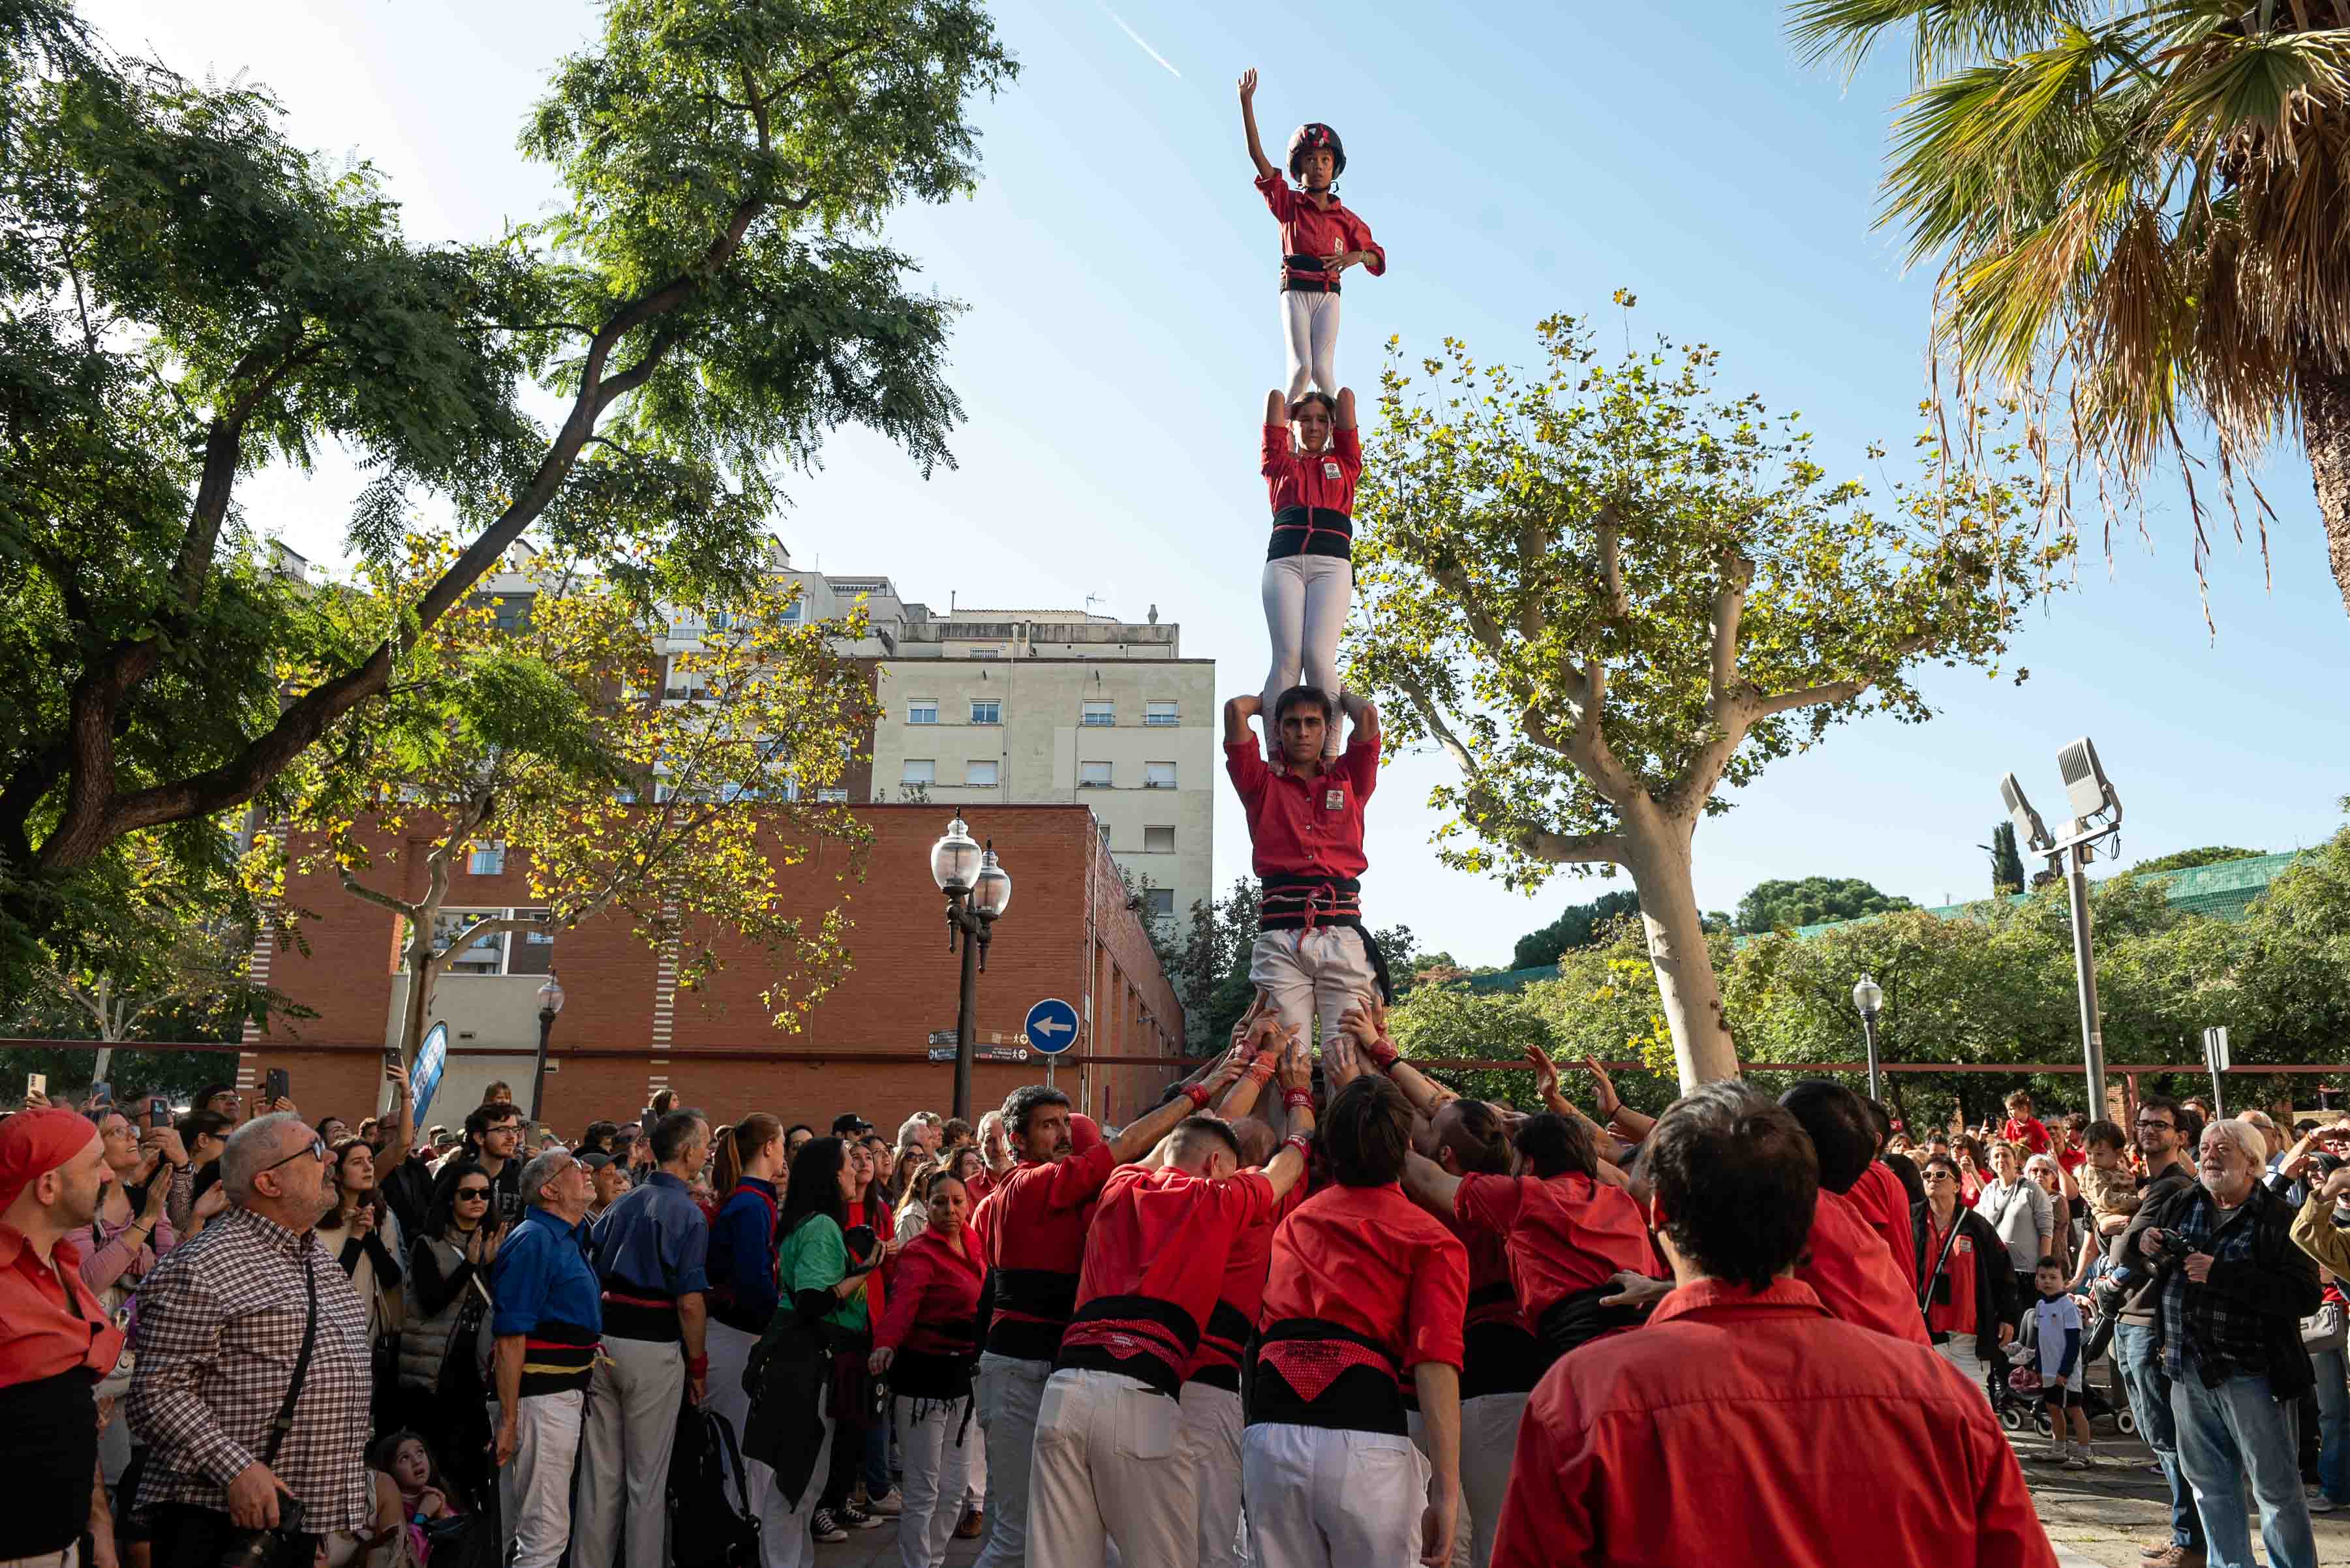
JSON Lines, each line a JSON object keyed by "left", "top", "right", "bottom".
{"left": 1790, "top": 1, "right": 2350, "bottom": 624}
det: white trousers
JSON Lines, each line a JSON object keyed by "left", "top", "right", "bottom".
{"left": 1259, "top": 554, "right": 1353, "bottom": 762}
{"left": 1283, "top": 290, "right": 1341, "bottom": 402}
{"left": 754, "top": 1408, "right": 833, "bottom": 1568}
{"left": 1250, "top": 927, "right": 1380, "bottom": 1052}
{"left": 703, "top": 1320, "right": 761, "bottom": 1516}
{"left": 1242, "top": 1422, "right": 1429, "bottom": 1568}
{"left": 1410, "top": 1393, "right": 1525, "bottom": 1568}
{"left": 577, "top": 1334, "right": 686, "bottom": 1568}
{"left": 893, "top": 1395, "right": 977, "bottom": 1568}
{"left": 971, "top": 1352, "right": 1051, "bottom": 1568}
{"left": 1029, "top": 1368, "right": 1195, "bottom": 1568}
{"left": 1180, "top": 1381, "right": 1249, "bottom": 1568}
{"left": 498, "top": 1389, "right": 586, "bottom": 1568}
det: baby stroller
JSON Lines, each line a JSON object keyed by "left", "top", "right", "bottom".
{"left": 1997, "top": 1337, "right": 2137, "bottom": 1438}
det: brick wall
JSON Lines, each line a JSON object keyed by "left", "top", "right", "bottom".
{"left": 251, "top": 804, "right": 1186, "bottom": 1138}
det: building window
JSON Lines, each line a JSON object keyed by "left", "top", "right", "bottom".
{"left": 970, "top": 698, "right": 1001, "bottom": 725}
{"left": 817, "top": 787, "right": 849, "bottom": 803}
{"left": 969, "top": 648, "right": 1000, "bottom": 659}
{"left": 902, "top": 759, "right": 936, "bottom": 786}
{"left": 669, "top": 614, "right": 702, "bottom": 641}
{"left": 427, "top": 907, "right": 553, "bottom": 976}
{"left": 1099, "top": 821, "right": 1111, "bottom": 844}
{"left": 466, "top": 841, "right": 506, "bottom": 875}
{"left": 1080, "top": 700, "right": 1115, "bottom": 727}
{"left": 780, "top": 600, "right": 804, "bottom": 626}
{"left": 1144, "top": 824, "right": 1176, "bottom": 854}
{"left": 1144, "top": 888, "right": 1174, "bottom": 920}
{"left": 1144, "top": 761, "right": 1177, "bottom": 790}
{"left": 1079, "top": 760, "right": 1113, "bottom": 789}
{"left": 1145, "top": 701, "right": 1179, "bottom": 727}
{"left": 965, "top": 759, "right": 1000, "bottom": 787}
{"left": 908, "top": 701, "right": 938, "bottom": 725}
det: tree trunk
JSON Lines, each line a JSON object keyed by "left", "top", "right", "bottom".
{"left": 2296, "top": 342, "right": 2350, "bottom": 622}
{"left": 1620, "top": 822, "right": 1740, "bottom": 1092}
{"left": 397, "top": 927, "right": 438, "bottom": 1072}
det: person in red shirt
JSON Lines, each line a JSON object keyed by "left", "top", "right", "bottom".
{"left": 1236, "top": 69, "right": 1384, "bottom": 402}
{"left": 1257, "top": 385, "right": 1360, "bottom": 761}
{"left": 870, "top": 1168, "right": 986, "bottom": 1568}
{"left": 967, "top": 1066, "right": 1243, "bottom": 1568}
{"left": 1775, "top": 1082, "right": 1932, "bottom": 1346}
{"left": 1914, "top": 1152, "right": 2021, "bottom": 1404}
{"left": 1491, "top": 1084, "right": 2056, "bottom": 1568}
{"left": 1028, "top": 1044, "right": 1316, "bottom": 1568}
{"left": 0, "top": 1108, "right": 127, "bottom": 1568}
{"left": 1249, "top": 1075, "right": 1467, "bottom": 1568}
{"left": 1224, "top": 687, "right": 1384, "bottom": 1062}
{"left": 2002, "top": 1090, "right": 2054, "bottom": 1156}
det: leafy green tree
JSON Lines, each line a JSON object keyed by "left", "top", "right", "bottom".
{"left": 1790, "top": 1, "right": 2350, "bottom": 622}
{"left": 1510, "top": 888, "right": 1640, "bottom": 969}
{"left": 263, "top": 554, "right": 876, "bottom": 1068}
{"left": 1734, "top": 875, "right": 1917, "bottom": 934}
{"left": 1981, "top": 821, "right": 2025, "bottom": 897}
{"left": 2126, "top": 846, "right": 2268, "bottom": 877}
{"left": 1348, "top": 305, "right": 2056, "bottom": 1087}
{"left": 0, "top": 0, "right": 1014, "bottom": 980}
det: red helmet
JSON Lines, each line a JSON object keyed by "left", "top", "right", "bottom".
{"left": 1287, "top": 123, "right": 1347, "bottom": 181}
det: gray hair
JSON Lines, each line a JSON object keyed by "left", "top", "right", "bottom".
{"left": 2201, "top": 1117, "right": 2267, "bottom": 1171}
{"left": 221, "top": 1113, "right": 306, "bottom": 1203}
{"left": 519, "top": 1149, "right": 577, "bottom": 1207}
{"left": 896, "top": 1115, "right": 933, "bottom": 1152}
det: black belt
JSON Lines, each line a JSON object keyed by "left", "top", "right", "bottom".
{"left": 1281, "top": 254, "right": 1341, "bottom": 294}
{"left": 1268, "top": 505, "right": 1354, "bottom": 563}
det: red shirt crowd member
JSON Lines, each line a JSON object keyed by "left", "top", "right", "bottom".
{"left": 0, "top": 1110, "right": 126, "bottom": 1567}
{"left": 1236, "top": 70, "right": 1384, "bottom": 402}
{"left": 2001, "top": 1094, "right": 2053, "bottom": 1156}
{"left": 1912, "top": 1154, "right": 2021, "bottom": 1402}
{"left": 1247, "top": 1076, "right": 1467, "bottom": 1568}
{"left": 1777, "top": 1083, "right": 1930, "bottom": 1347}
{"left": 968, "top": 1078, "right": 1236, "bottom": 1568}
{"left": 1029, "top": 1049, "right": 1315, "bottom": 1568}
{"left": 1491, "top": 1085, "right": 2056, "bottom": 1568}
{"left": 1223, "top": 690, "right": 1386, "bottom": 1063}
{"left": 1407, "top": 1113, "right": 1659, "bottom": 1364}
{"left": 870, "top": 1169, "right": 987, "bottom": 1568}
{"left": 1847, "top": 1156, "right": 1922, "bottom": 1296}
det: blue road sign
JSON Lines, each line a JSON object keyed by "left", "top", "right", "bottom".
{"left": 1025, "top": 997, "right": 1080, "bottom": 1056}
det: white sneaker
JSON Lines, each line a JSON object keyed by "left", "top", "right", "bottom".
{"left": 2309, "top": 1489, "right": 2339, "bottom": 1515}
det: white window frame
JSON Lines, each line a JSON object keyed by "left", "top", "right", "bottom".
{"left": 1143, "top": 887, "right": 1175, "bottom": 920}
{"left": 426, "top": 906, "right": 553, "bottom": 976}
{"left": 1078, "top": 760, "right": 1114, "bottom": 789}
{"left": 1144, "top": 701, "right": 1180, "bottom": 727}
{"left": 1144, "top": 761, "right": 1178, "bottom": 791}
{"left": 969, "top": 698, "right": 1002, "bottom": 726}
{"left": 816, "top": 787, "right": 850, "bottom": 804}
{"left": 902, "top": 759, "right": 937, "bottom": 786}
{"left": 964, "top": 759, "right": 1000, "bottom": 787}
{"left": 907, "top": 700, "right": 939, "bottom": 725}
{"left": 1143, "top": 824, "right": 1176, "bottom": 854}
{"left": 1080, "top": 700, "right": 1116, "bottom": 727}
{"left": 466, "top": 841, "right": 506, "bottom": 875}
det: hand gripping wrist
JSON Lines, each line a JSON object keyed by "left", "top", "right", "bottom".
{"left": 1182, "top": 1083, "right": 1212, "bottom": 1111}
{"left": 1244, "top": 1057, "right": 1277, "bottom": 1086}
{"left": 1283, "top": 1131, "right": 1315, "bottom": 1160}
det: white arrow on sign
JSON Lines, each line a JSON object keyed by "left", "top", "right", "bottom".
{"left": 1031, "top": 1014, "right": 1074, "bottom": 1042}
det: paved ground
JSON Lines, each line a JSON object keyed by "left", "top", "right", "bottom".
{"left": 804, "top": 1431, "right": 2350, "bottom": 1567}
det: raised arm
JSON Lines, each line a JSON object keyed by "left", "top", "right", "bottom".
{"left": 1237, "top": 69, "right": 1276, "bottom": 181}
{"left": 1260, "top": 1037, "right": 1318, "bottom": 1198}
{"left": 1265, "top": 389, "right": 1287, "bottom": 427}
{"left": 1112, "top": 1047, "right": 1251, "bottom": 1164}
{"left": 1401, "top": 1149, "right": 1463, "bottom": 1218}
{"left": 1335, "top": 386, "right": 1356, "bottom": 429}
{"left": 1214, "top": 994, "right": 1284, "bottom": 1120}
{"left": 1223, "top": 693, "right": 1262, "bottom": 748}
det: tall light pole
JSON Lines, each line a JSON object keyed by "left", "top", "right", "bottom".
{"left": 932, "top": 817, "right": 1012, "bottom": 1123}
{"left": 528, "top": 972, "right": 565, "bottom": 1124}
{"left": 1999, "top": 737, "right": 2123, "bottom": 1116}
{"left": 1852, "top": 974, "right": 1884, "bottom": 1104}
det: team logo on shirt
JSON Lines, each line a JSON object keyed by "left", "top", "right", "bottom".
{"left": 1953, "top": 1237, "right": 1972, "bottom": 1255}
{"left": 1322, "top": 460, "right": 1341, "bottom": 480}
{"left": 1324, "top": 788, "right": 1344, "bottom": 811}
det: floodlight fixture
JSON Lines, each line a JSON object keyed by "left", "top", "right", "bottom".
{"left": 2000, "top": 773, "right": 2052, "bottom": 854}
{"left": 2056, "top": 736, "right": 2119, "bottom": 826}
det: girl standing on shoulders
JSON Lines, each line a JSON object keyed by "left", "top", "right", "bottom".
{"left": 1238, "top": 68, "right": 1383, "bottom": 402}
{"left": 1259, "top": 384, "right": 1359, "bottom": 761}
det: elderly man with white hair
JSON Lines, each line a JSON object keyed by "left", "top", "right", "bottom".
{"left": 2137, "top": 1115, "right": 2322, "bottom": 1568}
{"left": 127, "top": 1113, "right": 373, "bottom": 1568}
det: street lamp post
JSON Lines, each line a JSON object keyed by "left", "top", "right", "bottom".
{"left": 931, "top": 817, "right": 1012, "bottom": 1123}
{"left": 528, "top": 972, "right": 565, "bottom": 1124}
{"left": 1999, "top": 738, "right": 2123, "bottom": 1116}
{"left": 1852, "top": 974, "right": 1884, "bottom": 1104}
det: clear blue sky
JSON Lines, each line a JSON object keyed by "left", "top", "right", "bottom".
{"left": 87, "top": 0, "right": 2350, "bottom": 965}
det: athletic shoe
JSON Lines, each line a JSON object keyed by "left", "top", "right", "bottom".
{"left": 810, "top": 1510, "right": 849, "bottom": 1545}
{"left": 2309, "top": 1489, "right": 2339, "bottom": 1515}
{"left": 865, "top": 1489, "right": 903, "bottom": 1517}
{"left": 2064, "top": 1453, "right": 2090, "bottom": 1471}
{"left": 954, "top": 1507, "right": 986, "bottom": 1540}
{"left": 840, "top": 1503, "right": 886, "bottom": 1530}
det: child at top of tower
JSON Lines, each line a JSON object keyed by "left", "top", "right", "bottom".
{"left": 1238, "top": 67, "right": 1384, "bottom": 403}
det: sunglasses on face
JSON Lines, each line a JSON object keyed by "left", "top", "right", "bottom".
{"left": 455, "top": 1187, "right": 492, "bottom": 1200}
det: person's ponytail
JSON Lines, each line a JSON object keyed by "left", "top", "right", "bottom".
{"left": 718, "top": 1113, "right": 784, "bottom": 1194}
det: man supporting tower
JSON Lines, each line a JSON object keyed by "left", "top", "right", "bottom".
{"left": 1224, "top": 686, "right": 1383, "bottom": 1052}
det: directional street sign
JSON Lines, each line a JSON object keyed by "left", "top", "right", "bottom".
{"left": 1026, "top": 997, "right": 1080, "bottom": 1057}
{"left": 926, "top": 1046, "right": 1031, "bottom": 1064}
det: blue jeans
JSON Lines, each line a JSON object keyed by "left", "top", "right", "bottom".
{"left": 2313, "top": 1344, "right": 2350, "bottom": 1505}
{"left": 2114, "top": 1323, "right": 2203, "bottom": 1549}
{"left": 2171, "top": 1371, "right": 2317, "bottom": 1568}
{"left": 862, "top": 1417, "right": 893, "bottom": 1501}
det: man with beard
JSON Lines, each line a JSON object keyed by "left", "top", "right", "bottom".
{"left": 2110, "top": 1096, "right": 2208, "bottom": 1568}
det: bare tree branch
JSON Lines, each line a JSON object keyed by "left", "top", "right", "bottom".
{"left": 1517, "top": 828, "right": 1629, "bottom": 866}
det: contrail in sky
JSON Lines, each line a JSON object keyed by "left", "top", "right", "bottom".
{"left": 1102, "top": 7, "right": 1180, "bottom": 78}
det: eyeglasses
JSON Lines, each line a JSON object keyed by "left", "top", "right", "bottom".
{"left": 455, "top": 1187, "right": 492, "bottom": 1200}
{"left": 2134, "top": 1118, "right": 2176, "bottom": 1130}
{"left": 257, "top": 1136, "right": 329, "bottom": 1176}
{"left": 1919, "top": 1170, "right": 1954, "bottom": 1181}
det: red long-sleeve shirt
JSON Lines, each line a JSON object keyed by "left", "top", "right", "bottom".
{"left": 1256, "top": 173, "right": 1384, "bottom": 290}
{"left": 1453, "top": 1171, "right": 1658, "bottom": 1327}
{"left": 1846, "top": 1161, "right": 1920, "bottom": 1296}
{"left": 1796, "top": 1189, "right": 1931, "bottom": 1346}
{"left": 1490, "top": 1278, "right": 2056, "bottom": 1568}
{"left": 974, "top": 1143, "right": 1117, "bottom": 1361}
{"left": 873, "top": 1228, "right": 983, "bottom": 1359}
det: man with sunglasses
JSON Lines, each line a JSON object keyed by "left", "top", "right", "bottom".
{"left": 2109, "top": 1095, "right": 2209, "bottom": 1568}
{"left": 127, "top": 1114, "right": 373, "bottom": 1568}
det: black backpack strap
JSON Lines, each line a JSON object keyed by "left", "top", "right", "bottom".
{"left": 264, "top": 1247, "right": 322, "bottom": 1466}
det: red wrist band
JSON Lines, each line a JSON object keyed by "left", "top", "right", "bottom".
{"left": 1182, "top": 1084, "right": 1212, "bottom": 1110}
{"left": 1365, "top": 1038, "right": 1400, "bottom": 1069}
{"left": 687, "top": 1355, "right": 709, "bottom": 1378}
{"left": 1244, "top": 1063, "right": 1276, "bottom": 1085}
{"left": 1283, "top": 1132, "right": 1314, "bottom": 1159}
{"left": 1281, "top": 1088, "right": 1315, "bottom": 1110}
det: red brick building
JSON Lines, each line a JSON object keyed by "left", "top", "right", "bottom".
{"left": 241, "top": 804, "right": 1187, "bottom": 1138}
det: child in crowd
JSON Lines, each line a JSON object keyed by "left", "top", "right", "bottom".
{"left": 2000, "top": 1090, "right": 2052, "bottom": 1156}
{"left": 367, "top": 1430, "right": 461, "bottom": 1567}
{"left": 2027, "top": 1256, "right": 2092, "bottom": 1469}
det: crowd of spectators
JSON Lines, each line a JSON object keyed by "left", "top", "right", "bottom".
{"left": 1, "top": 1055, "right": 2343, "bottom": 1568}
